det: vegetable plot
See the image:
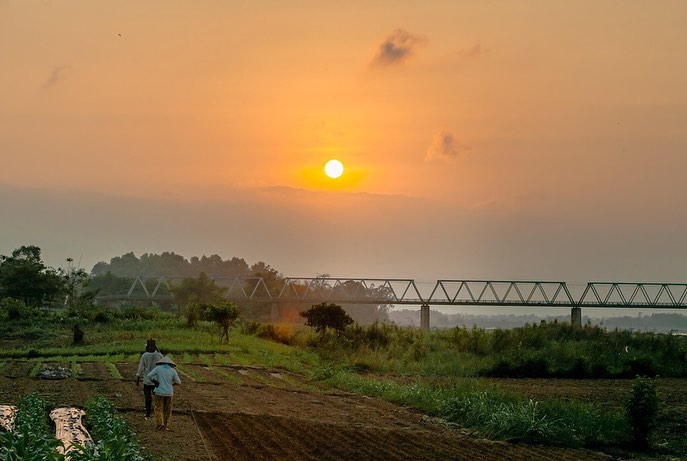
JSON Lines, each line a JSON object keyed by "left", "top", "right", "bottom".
{"left": 0, "top": 395, "right": 149, "bottom": 461}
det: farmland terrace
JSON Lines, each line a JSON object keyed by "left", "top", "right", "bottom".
{"left": 0, "top": 357, "right": 668, "bottom": 461}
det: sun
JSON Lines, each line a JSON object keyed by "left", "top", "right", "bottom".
{"left": 324, "top": 159, "right": 344, "bottom": 179}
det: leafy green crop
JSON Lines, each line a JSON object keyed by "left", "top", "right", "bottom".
{"left": 0, "top": 394, "right": 65, "bottom": 461}
{"left": 69, "top": 397, "right": 150, "bottom": 461}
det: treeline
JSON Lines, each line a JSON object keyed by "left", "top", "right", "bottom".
{"left": 89, "top": 251, "right": 390, "bottom": 324}
{"left": 90, "top": 251, "right": 270, "bottom": 278}
{"left": 0, "top": 246, "right": 391, "bottom": 324}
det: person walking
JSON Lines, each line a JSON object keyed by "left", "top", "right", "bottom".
{"left": 135, "top": 339, "right": 163, "bottom": 419}
{"left": 146, "top": 356, "right": 181, "bottom": 431}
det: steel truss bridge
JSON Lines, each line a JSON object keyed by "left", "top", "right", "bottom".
{"left": 97, "top": 276, "right": 687, "bottom": 328}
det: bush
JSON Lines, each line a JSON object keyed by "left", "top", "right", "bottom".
{"left": 1, "top": 298, "right": 30, "bottom": 321}
{"left": 254, "top": 323, "right": 296, "bottom": 345}
{"left": 483, "top": 356, "right": 549, "bottom": 378}
{"left": 626, "top": 376, "right": 659, "bottom": 450}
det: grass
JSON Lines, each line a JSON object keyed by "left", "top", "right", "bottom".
{"left": 1, "top": 307, "right": 682, "bottom": 457}
{"left": 210, "top": 368, "right": 245, "bottom": 384}
{"left": 104, "top": 362, "right": 123, "bottom": 380}
{"left": 175, "top": 365, "right": 204, "bottom": 382}
{"left": 28, "top": 360, "right": 43, "bottom": 378}
{"left": 207, "top": 366, "right": 243, "bottom": 384}
{"left": 197, "top": 354, "right": 213, "bottom": 366}
{"left": 70, "top": 360, "right": 80, "bottom": 378}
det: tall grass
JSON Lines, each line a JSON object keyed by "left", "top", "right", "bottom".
{"left": 312, "top": 369, "right": 628, "bottom": 448}
{"left": 305, "top": 321, "right": 687, "bottom": 379}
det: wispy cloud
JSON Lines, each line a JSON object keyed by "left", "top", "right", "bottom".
{"left": 370, "top": 29, "right": 426, "bottom": 68}
{"left": 426, "top": 130, "right": 462, "bottom": 162}
{"left": 456, "top": 42, "right": 488, "bottom": 60}
{"left": 43, "top": 66, "right": 68, "bottom": 88}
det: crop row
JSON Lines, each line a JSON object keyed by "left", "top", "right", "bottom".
{"left": 0, "top": 394, "right": 150, "bottom": 461}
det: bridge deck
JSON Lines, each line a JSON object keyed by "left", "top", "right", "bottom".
{"left": 96, "top": 277, "right": 687, "bottom": 309}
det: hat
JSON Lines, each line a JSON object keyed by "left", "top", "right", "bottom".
{"left": 156, "top": 356, "right": 176, "bottom": 367}
{"left": 146, "top": 338, "right": 157, "bottom": 353}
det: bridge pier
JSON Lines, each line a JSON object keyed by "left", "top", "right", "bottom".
{"left": 271, "top": 303, "right": 280, "bottom": 323}
{"left": 420, "top": 304, "right": 430, "bottom": 330}
{"left": 571, "top": 306, "right": 582, "bottom": 327}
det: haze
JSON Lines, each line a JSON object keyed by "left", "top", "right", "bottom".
{"left": 2, "top": 1, "right": 687, "bottom": 285}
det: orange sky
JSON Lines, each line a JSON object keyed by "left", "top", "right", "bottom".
{"left": 2, "top": 1, "right": 687, "bottom": 285}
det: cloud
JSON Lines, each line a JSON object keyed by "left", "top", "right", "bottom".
{"left": 370, "top": 29, "right": 426, "bottom": 68}
{"left": 425, "top": 130, "right": 461, "bottom": 162}
{"left": 43, "top": 66, "right": 68, "bottom": 88}
{"left": 456, "top": 42, "right": 487, "bottom": 60}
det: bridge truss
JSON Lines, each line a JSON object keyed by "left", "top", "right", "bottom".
{"left": 99, "top": 276, "right": 687, "bottom": 309}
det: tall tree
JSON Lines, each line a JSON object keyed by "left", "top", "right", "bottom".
{"left": 59, "top": 257, "right": 96, "bottom": 307}
{"left": 0, "top": 245, "right": 63, "bottom": 307}
{"left": 170, "top": 272, "right": 226, "bottom": 306}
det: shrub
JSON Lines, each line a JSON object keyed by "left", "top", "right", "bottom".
{"left": 626, "top": 376, "right": 659, "bottom": 450}
{"left": 254, "top": 323, "right": 296, "bottom": 345}
{"left": 184, "top": 301, "right": 202, "bottom": 327}
{"left": 483, "top": 356, "right": 549, "bottom": 378}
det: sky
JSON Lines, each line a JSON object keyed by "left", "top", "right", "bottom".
{"left": 2, "top": 1, "right": 687, "bottom": 292}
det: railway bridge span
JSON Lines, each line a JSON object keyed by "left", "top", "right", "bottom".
{"left": 96, "top": 277, "right": 687, "bottom": 329}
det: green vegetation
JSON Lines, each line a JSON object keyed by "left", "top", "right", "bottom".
{"left": 626, "top": 376, "right": 659, "bottom": 450}
{"left": 70, "top": 397, "right": 150, "bottom": 461}
{"left": 28, "top": 360, "right": 43, "bottom": 378}
{"left": 104, "top": 362, "right": 123, "bottom": 380}
{"left": 0, "top": 394, "right": 64, "bottom": 460}
{"left": 300, "top": 302, "right": 354, "bottom": 337}
{"left": 308, "top": 320, "right": 687, "bottom": 379}
{"left": 1, "top": 290, "right": 685, "bottom": 457}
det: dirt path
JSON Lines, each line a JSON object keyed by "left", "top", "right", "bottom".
{"left": 0, "top": 359, "right": 625, "bottom": 460}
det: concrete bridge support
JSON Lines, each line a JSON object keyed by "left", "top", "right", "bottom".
{"left": 420, "top": 304, "right": 430, "bottom": 330}
{"left": 271, "top": 303, "right": 280, "bottom": 323}
{"left": 571, "top": 306, "right": 582, "bottom": 327}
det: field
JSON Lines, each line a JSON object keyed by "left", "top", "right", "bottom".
{"left": 1, "top": 355, "right": 685, "bottom": 460}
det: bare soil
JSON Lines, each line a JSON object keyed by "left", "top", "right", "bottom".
{"left": 1, "top": 358, "right": 684, "bottom": 461}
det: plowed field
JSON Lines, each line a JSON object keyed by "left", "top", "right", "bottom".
{"left": 1, "top": 357, "right": 682, "bottom": 460}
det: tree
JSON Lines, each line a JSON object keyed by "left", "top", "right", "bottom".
{"left": 332, "top": 280, "right": 393, "bottom": 324}
{"left": 0, "top": 245, "right": 63, "bottom": 307}
{"left": 242, "top": 261, "right": 284, "bottom": 321}
{"left": 59, "top": 258, "right": 96, "bottom": 307}
{"left": 171, "top": 272, "right": 226, "bottom": 325}
{"left": 205, "top": 301, "right": 239, "bottom": 343}
{"left": 300, "top": 302, "right": 354, "bottom": 337}
{"left": 171, "top": 272, "right": 226, "bottom": 306}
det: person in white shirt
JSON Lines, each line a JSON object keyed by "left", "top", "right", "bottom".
{"left": 135, "top": 338, "right": 163, "bottom": 419}
{"left": 146, "top": 356, "right": 182, "bottom": 431}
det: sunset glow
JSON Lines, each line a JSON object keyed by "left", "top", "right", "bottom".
{"left": 2, "top": 1, "right": 687, "bottom": 284}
